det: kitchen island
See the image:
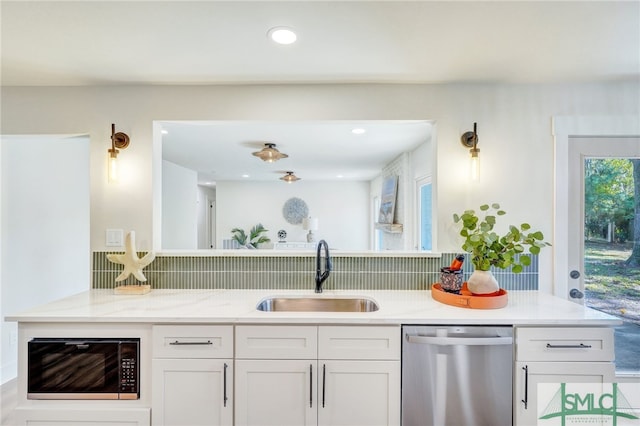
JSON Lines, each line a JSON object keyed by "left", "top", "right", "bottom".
{"left": 6, "top": 289, "right": 621, "bottom": 426}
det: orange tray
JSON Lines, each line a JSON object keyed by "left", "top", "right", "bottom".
{"left": 431, "top": 283, "right": 508, "bottom": 309}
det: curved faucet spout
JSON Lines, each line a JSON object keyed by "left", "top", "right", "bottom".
{"left": 315, "top": 240, "right": 332, "bottom": 293}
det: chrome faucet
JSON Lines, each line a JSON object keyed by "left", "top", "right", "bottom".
{"left": 315, "top": 240, "right": 332, "bottom": 293}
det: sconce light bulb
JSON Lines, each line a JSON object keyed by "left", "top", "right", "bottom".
{"left": 108, "top": 150, "right": 119, "bottom": 183}
{"left": 470, "top": 149, "right": 480, "bottom": 181}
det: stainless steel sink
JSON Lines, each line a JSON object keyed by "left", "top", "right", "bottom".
{"left": 256, "top": 296, "right": 379, "bottom": 312}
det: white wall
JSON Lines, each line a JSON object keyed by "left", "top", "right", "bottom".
{"left": 0, "top": 135, "right": 90, "bottom": 384}
{"left": 1, "top": 82, "right": 639, "bottom": 288}
{"left": 162, "top": 160, "right": 198, "bottom": 249}
{"left": 217, "top": 180, "right": 370, "bottom": 250}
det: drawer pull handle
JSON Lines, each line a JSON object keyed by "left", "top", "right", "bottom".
{"left": 169, "top": 340, "right": 213, "bottom": 346}
{"left": 546, "top": 343, "right": 592, "bottom": 349}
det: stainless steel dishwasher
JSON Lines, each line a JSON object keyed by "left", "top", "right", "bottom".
{"left": 402, "top": 325, "right": 513, "bottom": 426}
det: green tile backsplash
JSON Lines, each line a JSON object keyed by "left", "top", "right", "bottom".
{"left": 92, "top": 252, "right": 539, "bottom": 291}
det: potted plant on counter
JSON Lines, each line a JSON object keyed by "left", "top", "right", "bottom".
{"left": 452, "top": 203, "right": 550, "bottom": 294}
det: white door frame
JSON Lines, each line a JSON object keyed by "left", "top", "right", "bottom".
{"left": 552, "top": 116, "right": 640, "bottom": 299}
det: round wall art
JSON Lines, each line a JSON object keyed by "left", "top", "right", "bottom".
{"left": 282, "top": 197, "right": 309, "bottom": 225}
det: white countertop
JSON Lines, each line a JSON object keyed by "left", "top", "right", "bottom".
{"left": 5, "top": 289, "right": 621, "bottom": 326}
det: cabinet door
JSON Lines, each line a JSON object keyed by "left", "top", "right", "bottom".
{"left": 514, "top": 361, "right": 614, "bottom": 426}
{"left": 318, "top": 360, "right": 400, "bottom": 426}
{"left": 152, "top": 359, "right": 232, "bottom": 426}
{"left": 235, "top": 360, "right": 317, "bottom": 426}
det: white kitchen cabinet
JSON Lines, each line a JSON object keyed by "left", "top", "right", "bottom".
{"left": 152, "top": 325, "right": 233, "bottom": 426}
{"left": 235, "top": 325, "right": 401, "bottom": 426}
{"left": 514, "top": 361, "right": 614, "bottom": 426}
{"left": 235, "top": 359, "right": 317, "bottom": 426}
{"left": 319, "top": 360, "right": 400, "bottom": 426}
{"left": 513, "top": 327, "right": 615, "bottom": 426}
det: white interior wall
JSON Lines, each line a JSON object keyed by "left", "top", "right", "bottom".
{"left": 1, "top": 82, "right": 639, "bottom": 288}
{"left": 217, "top": 180, "right": 369, "bottom": 250}
{"left": 162, "top": 160, "right": 198, "bottom": 249}
{"left": 0, "top": 135, "right": 90, "bottom": 384}
{"left": 412, "top": 139, "right": 431, "bottom": 179}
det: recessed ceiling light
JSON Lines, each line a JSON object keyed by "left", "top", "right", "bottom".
{"left": 161, "top": 129, "right": 168, "bottom": 135}
{"left": 268, "top": 27, "right": 297, "bottom": 45}
{"left": 351, "top": 128, "right": 366, "bottom": 135}
{"left": 242, "top": 174, "right": 250, "bottom": 178}
{"left": 336, "top": 174, "right": 344, "bottom": 178}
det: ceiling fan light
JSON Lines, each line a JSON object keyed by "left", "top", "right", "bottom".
{"left": 252, "top": 143, "right": 288, "bottom": 162}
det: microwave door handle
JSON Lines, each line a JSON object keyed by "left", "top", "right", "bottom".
{"left": 64, "top": 342, "right": 90, "bottom": 350}
{"left": 406, "top": 334, "right": 513, "bottom": 346}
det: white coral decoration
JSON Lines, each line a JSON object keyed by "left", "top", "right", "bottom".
{"left": 106, "top": 231, "right": 156, "bottom": 282}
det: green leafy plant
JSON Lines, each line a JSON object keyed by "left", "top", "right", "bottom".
{"left": 248, "top": 223, "right": 271, "bottom": 247}
{"left": 231, "top": 228, "right": 248, "bottom": 247}
{"left": 231, "top": 224, "right": 271, "bottom": 248}
{"left": 452, "top": 203, "right": 550, "bottom": 273}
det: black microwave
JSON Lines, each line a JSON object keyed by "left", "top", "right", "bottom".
{"left": 28, "top": 338, "right": 139, "bottom": 400}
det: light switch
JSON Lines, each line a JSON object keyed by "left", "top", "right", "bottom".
{"left": 106, "top": 229, "right": 124, "bottom": 247}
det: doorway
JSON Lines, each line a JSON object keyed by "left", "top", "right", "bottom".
{"left": 556, "top": 122, "right": 640, "bottom": 374}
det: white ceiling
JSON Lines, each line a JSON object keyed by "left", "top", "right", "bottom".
{"left": 1, "top": 1, "right": 638, "bottom": 86}
{"left": 160, "top": 120, "right": 432, "bottom": 182}
{"left": 3, "top": 1, "right": 638, "bottom": 183}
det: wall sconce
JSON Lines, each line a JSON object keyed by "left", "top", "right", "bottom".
{"left": 461, "top": 122, "right": 480, "bottom": 181}
{"left": 107, "top": 123, "right": 130, "bottom": 183}
{"left": 302, "top": 217, "right": 319, "bottom": 242}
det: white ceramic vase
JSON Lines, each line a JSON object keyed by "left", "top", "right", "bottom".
{"left": 467, "top": 270, "right": 500, "bottom": 294}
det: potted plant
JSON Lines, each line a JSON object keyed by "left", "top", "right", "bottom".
{"left": 452, "top": 203, "right": 550, "bottom": 294}
{"left": 231, "top": 223, "right": 271, "bottom": 249}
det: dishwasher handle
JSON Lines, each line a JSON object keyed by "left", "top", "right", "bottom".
{"left": 406, "top": 334, "right": 513, "bottom": 346}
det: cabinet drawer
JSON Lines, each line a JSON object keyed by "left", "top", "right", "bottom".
{"left": 516, "top": 327, "right": 614, "bottom": 362}
{"left": 318, "top": 326, "right": 400, "bottom": 360}
{"left": 153, "top": 325, "right": 233, "bottom": 359}
{"left": 236, "top": 325, "right": 317, "bottom": 359}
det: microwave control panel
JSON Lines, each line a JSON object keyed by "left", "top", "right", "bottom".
{"left": 119, "top": 341, "right": 139, "bottom": 395}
